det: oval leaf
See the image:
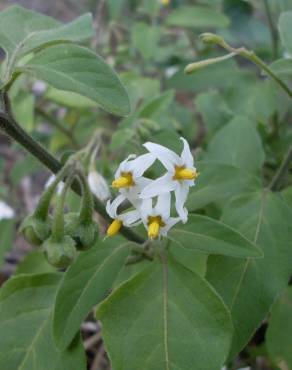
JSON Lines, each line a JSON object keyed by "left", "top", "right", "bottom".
{"left": 53, "top": 238, "right": 130, "bottom": 350}
{"left": 169, "top": 214, "right": 263, "bottom": 258}
{"left": 97, "top": 254, "right": 233, "bottom": 370}
{"left": 18, "top": 43, "right": 131, "bottom": 116}
{"left": 0, "top": 273, "right": 86, "bottom": 370}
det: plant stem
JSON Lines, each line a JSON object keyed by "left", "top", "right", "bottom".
{"left": 263, "top": 0, "right": 279, "bottom": 60}
{"left": 269, "top": 146, "right": 292, "bottom": 191}
{"left": 0, "top": 107, "right": 144, "bottom": 243}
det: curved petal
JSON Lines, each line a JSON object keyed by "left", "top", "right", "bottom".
{"left": 135, "top": 176, "right": 152, "bottom": 191}
{"left": 106, "top": 194, "right": 125, "bottom": 219}
{"left": 180, "top": 137, "right": 194, "bottom": 168}
{"left": 160, "top": 217, "right": 180, "bottom": 236}
{"left": 174, "top": 183, "right": 189, "bottom": 223}
{"left": 140, "top": 198, "right": 153, "bottom": 222}
{"left": 130, "top": 153, "right": 156, "bottom": 177}
{"left": 121, "top": 210, "right": 141, "bottom": 226}
{"left": 143, "top": 142, "right": 180, "bottom": 171}
{"left": 155, "top": 192, "right": 171, "bottom": 220}
{"left": 114, "top": 154, "right": 136, "bottom": 178}
{"left": 140, "top": 173, "right": 176, "bottom": 199}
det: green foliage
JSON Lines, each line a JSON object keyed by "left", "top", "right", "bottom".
{"left": 53, "top": 237, "right": 130, "bottom": 349}
{"left": 97, "top": 255, "right": 233, "bottom": 370}
{"left": 0, "top": 273, "right": 86, "bottom": 370}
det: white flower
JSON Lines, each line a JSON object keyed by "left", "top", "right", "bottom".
{"left": 140, "top": 138, "right": 198, "bottom": 223}
{"left": 140, "top": 193, "right": 180, "bottom": 240}
{"left": 106, "top": 194, "right": 141, "bottom": 237}
{"left": 88, "top": 171, "right": 111, "bottom": 203}
{"left": 112, "top": 153, "right": 155, "bottom": 199}
{"left": 141, "top": 137, "right": 198, "bottom": 223}
{"left": 0, "top": 200, "right": 15, "bottom": 220}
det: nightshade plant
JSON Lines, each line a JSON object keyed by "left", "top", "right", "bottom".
{"left": 0, "top": 3, "right": 291, "bottom": 370}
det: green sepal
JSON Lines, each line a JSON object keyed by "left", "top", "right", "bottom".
{"left": 19, "top": 214, "right": 51, "bottom": 246}
{"left": 65, "top": 212, "right": 99, "bottom": 251}
{"left": 43, "top": 235, "right": 77, "bottom": 268}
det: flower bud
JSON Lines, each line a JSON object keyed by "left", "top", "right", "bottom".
{"left": 43, "top": 235, "right": 76, "bottom": 268}
{"left": 20, "top": 214, "right": 51, "bottom": 246}
{"left": 88, "top": 171, "right": 110, "bottom": 203}
{"left": 65, "top": 212, "right": 99, "bottom": 251}
{"left": 199, "top": 33, "right": 228, "bottom": 48}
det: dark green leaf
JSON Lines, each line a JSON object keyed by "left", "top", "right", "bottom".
{"left": 166, "top": 6, "right": 230, "bottom": 29}
{"left": 53, "top": 237, "right": 130, "bottom": 350}
{"left": 169, "top": 214, "right": 263, "bottom": 258}
{"left": 0, "top": 219, "right": 15, "bottom": 267}
{"left": 18, "top": 44, "right": 130, "bottom": 116}
{"left": 207, "top": 191, "right": 292, "bottom": 358}
{"left": 97, "top": 255, "right": 233, "bottom": 370}
{"left": 0, "top": 273, "right": 86, "bottom": 370}
{"left": 266, "top": 286, "right": 292, "bottom": 369}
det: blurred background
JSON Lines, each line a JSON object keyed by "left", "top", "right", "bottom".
{"left": 1, "top": 1, "right": 292, "bottom": 369}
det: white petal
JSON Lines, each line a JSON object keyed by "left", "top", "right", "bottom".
{"left": 121, "top": 210, "right": 141, "bottom": 226}
{"left": 140, "top": 198, "right": 153, "bottom": 222}
{"left": 88, "top": 171, "right": 110, "bottom": 202}
{"left": 143, "top": 142, "right": 180, "bottom": 171}
{"left": 114, "top": 154, "right": 136, "bottom": 178}
{"left": 174, "top": 183, "right": 189, "bottom": 223}
{"left": 155, "top": 192, "right": 171, "bottom": 220}
{"left": 180, "top": 137, "right": 194, "bottom": 168}
{"left": 130, "top": 153, "right": 156, "bottom": 177}
{"left": 160, "top": 217, "right": 180, "bottom": 236}
{"left": 140, "top": 173, "right": 176, "bottom": 199}
{"left": 135, "top": 176, "right": 152, "bottom": 191}
{"left": 106, "top": 194, "right": 125, "bottom": 218}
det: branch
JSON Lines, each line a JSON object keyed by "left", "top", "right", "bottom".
{"left": 0, "top": 108, "right": 144, "bottom": 244}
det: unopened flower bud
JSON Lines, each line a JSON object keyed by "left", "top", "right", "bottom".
{"left": 43, "top": 235, "right": 76, "bottom": 268}
{"left": 20, "top": 214, "right": 51, "bottom": 246}
{"left": 88, "top": 170, "right": 110, "bottom": 203}
{"left": 65, "top": 212, "right": 99, "bottom": 251}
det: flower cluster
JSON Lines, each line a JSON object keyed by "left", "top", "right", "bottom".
{"left": 106, "top": 137, "right": 198, "bottom": 240}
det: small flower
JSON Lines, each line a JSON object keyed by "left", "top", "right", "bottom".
{"left": 106, "top": 194, "right": 141, "bottom": 237}
{"left": 112, "top": 153, "right": 155, "bottom": 196}
{"left": 140, "top": 193, "right": 180, "bottom": 240}
{"left": 141, "top": 138, "right": 198, "bottom": 223}
{"left": 0, "top": 200, "right": 15, "bottom": 220}
{"left": 88, "top": 170, "right": 111, "bottom": 202}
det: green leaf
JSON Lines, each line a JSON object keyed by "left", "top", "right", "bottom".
{"left": 266, "top": 286, "right": 292, "bottom": 369}
{"left": 279, "top": 11, "right": 292, "bottom": 55}
{"left": 0, "top": 6, "right": 94, "bottom": 83}
{"left": 0, "top": 6, "right": 93, "bottom": 57}
{"left": 0, "top": 273, "right": 86, "bottom": 370}
{"left": 15, "top": 251, "right": 56, "bottom": 275}
{"left": 270, "top": 58, "right": 292, "bottom": 76}
{"left": 18, "top": 44, "right": 130, "bottom": 116}
{"left": 204, "top": 116, "right": 265, "bottom": 174}
{"left": 169, "top": 214, "right": 263, "bottom": 258}
{"left": 187, "top": 161, "right": 261, "bottom": 211}
{"left": 45, "top": 87, "right": 96, "bottom": 108}
{"left": 53, "top": 237, "right": 130, "bottom": 350}
{"left": 166, "top": 5, "right": 230, "bottom": 29}
{"left": 97, "top": 255, "right": 233, "bottom": 370}
{"left": 207, "top": 191, "right": 292, "bottom": 358}
{"left": 132, "top": 22, "right": 160, "bottom": 60}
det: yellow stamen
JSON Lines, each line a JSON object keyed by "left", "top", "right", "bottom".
{"left": 107, "top": 219, "right": 122, "bottom": 237}
{"left": 147, "top": 216, "right": 165, "bottom": 240}
{"left": 112, "top": 172, "right": 134, "bottom": 188}
{"left": 173, "top": 166, "right": 199, "bottom": 181}
{"left": 161, "top": 0, "right": 170, "bottom": 5}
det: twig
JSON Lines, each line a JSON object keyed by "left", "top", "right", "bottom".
{"left": 91, "top": 344, "right": 106, "bottom": 370}
{"left": 269, "top": 145, "right": 292, "bottom": 191}
{"left": 0, "top": 96, "right": 144, "bottom": 244}
{"left": 84, "top": 332, "right": 101, "bottom": 351}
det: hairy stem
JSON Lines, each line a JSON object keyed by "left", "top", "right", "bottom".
{"left": 0, "top": 105, "right": 144, "bottom": 243}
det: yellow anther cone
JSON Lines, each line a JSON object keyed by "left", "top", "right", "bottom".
{"left": 112, "top": 172, "right": 134, "bottom": 188}
{"left": 148, "top": 220, "right": 160, "bottom": 240}
{"left": 107, "top": 219, "right": 122, "bottom": 237}
{"left": 174, "top": 167, "right": 198, "bottom": 180}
